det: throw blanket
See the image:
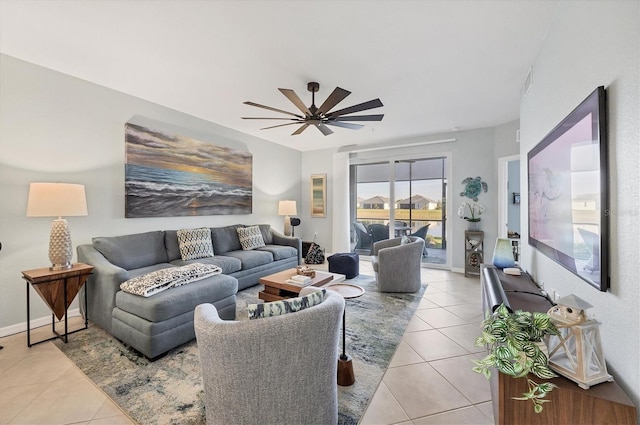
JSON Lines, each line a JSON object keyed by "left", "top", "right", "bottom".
{"left": 120, "top": 263, "right": 222, "bottom": 297}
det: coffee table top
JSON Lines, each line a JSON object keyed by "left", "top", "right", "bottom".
{"left": 259, "top": 268, "right": 344, "bottom": 293}
{"left": 326, "top": 283, "right": 365, "bottom": 299}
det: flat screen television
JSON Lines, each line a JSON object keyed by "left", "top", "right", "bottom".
{"left": 527, "top": 86, "right": 608, "bottom": 291}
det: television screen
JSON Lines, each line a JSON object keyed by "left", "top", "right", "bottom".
{"left": 528, "top": 86, "right": 608, "bottom": 291}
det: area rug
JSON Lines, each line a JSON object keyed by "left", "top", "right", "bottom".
{"left": 54, "top": 275, "right": 426, "bottom": 425}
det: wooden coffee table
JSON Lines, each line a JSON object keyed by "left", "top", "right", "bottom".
{"left": 258, "top": 268, "right": 345, "bottom": 302}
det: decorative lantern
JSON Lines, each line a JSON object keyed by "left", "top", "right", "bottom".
{"left": 546, "top": 294, "right": 613, "bottom": 389}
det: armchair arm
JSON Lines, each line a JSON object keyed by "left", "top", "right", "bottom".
{"left": 77, "top": 244, "right": 129, "bottom": 333}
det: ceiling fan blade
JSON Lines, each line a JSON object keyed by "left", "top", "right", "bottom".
{"left": 316, "top": 123, "right": 334, "bottom": 136}
{"left": 279, "top": 89, "right": 311, "bottom": 116}
{"left": 260, "top": 122, "right": 302, "bottom": 130}
{"left": 243, "top": 101, "right": 303, "bottom": 118}
{"left": 332, "top": 114, "right": 384, "bottom": 122}
{"left": 242, "top": 117, "right": 297, "bottom": 120}
{"left": 317, "top": 87, "right": 351, "bottom": 115}
{"left": 325, "top": 121, "right": 364, "bottom": 130}
{"left": 325, "top": 98, "right": 384, "bottom": 118}
{"left": 292, "top": 123, "right": 311, "bottom": 135}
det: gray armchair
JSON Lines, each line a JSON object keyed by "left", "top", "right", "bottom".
{"left": 194, "top": 288, "right": 345, "bottom": 425}
{"left": 371, "top": 236, "right": 425, "bottom": 293}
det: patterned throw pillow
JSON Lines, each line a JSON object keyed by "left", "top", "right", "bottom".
{"left": 237, "top": 226, "right": 266, "bottom": 251}
{"left": 248, "top": 289, "right": 326, "bottom": 320}
{"left": 177, "top": 228, "right": 214, "bottom": 261}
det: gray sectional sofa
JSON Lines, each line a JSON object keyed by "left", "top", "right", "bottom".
{"left": 77, "top": 224, "right": 301, "bottom": 359}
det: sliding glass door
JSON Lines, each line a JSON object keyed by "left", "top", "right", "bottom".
{"left": 350, "top": 156, "right": 448, "bottom": 267}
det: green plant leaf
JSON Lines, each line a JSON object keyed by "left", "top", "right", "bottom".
{"left": 534, "top": 403, "right": 543, "bottom": 414}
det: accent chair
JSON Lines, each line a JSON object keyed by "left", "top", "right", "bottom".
{"left": 371, "top": 236, "right": 424, "bottom": 293}
{"left": 194, "top": 287, "right": 345, "bottom": 425}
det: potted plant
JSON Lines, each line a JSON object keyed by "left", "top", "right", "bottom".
{"left": 472, "top": 304, "right": 560, "bottom": 413}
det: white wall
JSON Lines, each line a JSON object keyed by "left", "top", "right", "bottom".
{"left": 519, "top": 1, "right": 639, "bottom": 411}
{"left": 0, "top": 54, "right": 302, "bottom": 331}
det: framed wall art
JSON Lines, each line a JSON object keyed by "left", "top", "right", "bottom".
{"left": 310, "top": 174, "right": 326, "bottom": 218}
{"left": 125, "top": 123, "right": 252, "bottom": 218}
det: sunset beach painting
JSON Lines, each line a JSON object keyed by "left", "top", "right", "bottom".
{"left": 125, "top": 123, "right": 252, "bottom": 217}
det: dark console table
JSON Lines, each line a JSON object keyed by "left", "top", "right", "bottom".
{"left": 480, "top": 265, "right": 637, "bottom": 424}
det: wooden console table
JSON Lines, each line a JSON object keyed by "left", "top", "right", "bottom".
{"left": 481, "top": 265, "right": 637, "bottom": 424}
{"left": 22, "top": 263, "right": 93, "bottom": 347}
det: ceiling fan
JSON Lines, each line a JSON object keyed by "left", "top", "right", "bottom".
{"left": 242, "top": 82, "right": 383, "bottom": 136}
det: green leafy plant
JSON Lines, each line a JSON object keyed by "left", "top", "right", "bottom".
{"left": 472, "top": 304, "right": 560, "bottom": 413}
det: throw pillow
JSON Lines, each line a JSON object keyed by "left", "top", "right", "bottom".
{"left": 401, "top": 235, "right": 412, "bottom": 245}
{"left": 248, "top": 289, "right": 326, "bottom": 320}
{"left": 237, "top": 225, "right": 266, "bottom": 251}
{"left": 177, "top": 227, "right": 214, "bottom": 261}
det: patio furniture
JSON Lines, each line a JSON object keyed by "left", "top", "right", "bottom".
{"left": 367, "top": 224, "right": 389, "bottom": 255}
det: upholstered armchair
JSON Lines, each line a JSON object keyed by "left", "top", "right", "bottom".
{"left": 194, "top": 288, "right": 345, "bottom": 425}
{"left": 371, "top": 236, "right": 424, "bottom": 293}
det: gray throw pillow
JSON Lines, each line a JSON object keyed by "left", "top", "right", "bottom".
{"left": 401, "top": 235, "right": 411, "bottom": 245}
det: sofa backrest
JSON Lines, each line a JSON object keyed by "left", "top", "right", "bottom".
{"left": 210, "top": 224, "right": 244, "bottom": 254}
{"left": 93, "top": 231, "right": 168, "bottom": 270}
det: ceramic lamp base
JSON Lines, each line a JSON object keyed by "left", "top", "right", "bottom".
{"left": 49, "top": 218, "right": 73, "bottom": 270}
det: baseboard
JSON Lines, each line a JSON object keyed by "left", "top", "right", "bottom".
{"left": 451, "top": 267, "right": 465, "bottom": 274}
{"left": 0, "top": 308, "right": 81, "bottom": 338}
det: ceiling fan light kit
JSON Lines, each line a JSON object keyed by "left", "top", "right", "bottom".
{"left": 242, "top": 82, "right": 383, "bottom": 136}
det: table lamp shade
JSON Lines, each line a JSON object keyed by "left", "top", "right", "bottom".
{"left": 492, "top": 238, "right": 515, "bottom": 269}
{"left": 27, "top": 183, "right": 88, "bottom": 270}
{"left": 278, "top": 200, "right": 297, "bottom": 237}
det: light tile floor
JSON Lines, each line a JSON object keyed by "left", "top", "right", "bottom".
{"left": 0, "top": 261, "right": 492, "bottom": 425}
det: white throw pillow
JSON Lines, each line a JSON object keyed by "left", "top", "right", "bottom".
{"left": 177, "top": 227, "right": 214, "bottom": 260}
{"left": 237, "top": 226, "right": 266, "bottom": 251}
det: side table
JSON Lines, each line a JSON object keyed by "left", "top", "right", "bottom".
{"left": 22, "top": 263, "right": 94, "bottom": 347}
{"left": 326, "top": 282, "right": 365, "bottom": 386}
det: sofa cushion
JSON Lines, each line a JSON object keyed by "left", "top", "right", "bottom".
{"left": 223, "top": 249, "right": 273, "bottom": 270}
{"left": 115, "top": 273, "right": 238, "bottom": 323}
{"left": 177, "top": 227, "right": 214, "bottom": 260}
{"left": 237, "top": 226, "right": 266, "bottom": 251}
{"left": 93, "top": 231, "right": 168, "bottom": 270}
{"left": 248, "top": 289, "right": 326, "bottom": 320}
{"left": 169, "top": 255, "right": 242, "bottom": 274}
{"left": 210, "top": 225, "right": 243, "bottom": 254}
{"left": 257, "top": 224, "right": 273, "bottom": 245}
{"left": 257, "top": 245, "right": 298, "bottom": 261}
{"left": 164, "top": 230, "right": 181, "bottom": 261}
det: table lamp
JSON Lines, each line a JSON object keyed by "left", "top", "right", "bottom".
{"left": 278, "top": 200, "right": 297, "bottom": 237}
{"left": 27, "top": 182, "right": 88, "bottom": 270}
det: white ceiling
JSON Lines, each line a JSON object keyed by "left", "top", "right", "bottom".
{"left": 0, "top": 0, "right": 558, "bottom": 152}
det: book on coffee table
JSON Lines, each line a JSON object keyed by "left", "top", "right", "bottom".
{"left": 285, "top": 274, "right": 312, "bottom": 286}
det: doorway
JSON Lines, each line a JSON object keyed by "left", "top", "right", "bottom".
{"left": 349, "top": 156, "right": 449, "bottom": 267}
{"left": 498, "top": 155, "right": 521, "bottom": 261}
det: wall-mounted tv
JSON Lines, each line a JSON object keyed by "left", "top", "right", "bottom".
{"left": 528, "top": 86, "right": 608, "bottom": 291}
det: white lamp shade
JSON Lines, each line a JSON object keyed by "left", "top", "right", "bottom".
{"left": 278, "top": 200, "right": 297, "bottom": 216}
{"left": 27, "top": 183, "right": 88, "bottom": 217}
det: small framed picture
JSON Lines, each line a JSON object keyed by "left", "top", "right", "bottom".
{"left": 310, "top": 174, "right": 327, "bottom": 217}
{"left": 513, "top": 193, "right": 520, "bottom": 204}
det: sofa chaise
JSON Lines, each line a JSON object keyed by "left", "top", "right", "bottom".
{"left": 77, "top": 224, "right": 301, "bottom": 359}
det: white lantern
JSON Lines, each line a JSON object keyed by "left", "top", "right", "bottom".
{"left": 547, "top": 294, "right": 613, "bottom": 389}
